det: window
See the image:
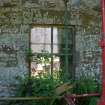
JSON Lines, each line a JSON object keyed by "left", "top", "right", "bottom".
{"left": 30, "top": 25, "right": 75, "bottom": 79}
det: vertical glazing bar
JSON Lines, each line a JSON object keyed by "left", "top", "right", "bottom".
{"left": 51, "top": 27, "right": 53, "bottom": 78}
{"left": 29, "top": 28, "right": 32, "bottom": 78}
{"left": 64, "top": 2, "right": 69, "bottom": 80}
{"left": 65, "top": 27, "right": 69, "bottom": 79}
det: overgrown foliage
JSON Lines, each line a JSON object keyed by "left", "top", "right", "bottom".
{"left": 6, "top": 75, "right": 101, "bottom": 105}
{"left": 72, "top": 77, "right": 101, "bottom": 105}
{"left": 7, "top": 73, "right": 65, "bottom": 105}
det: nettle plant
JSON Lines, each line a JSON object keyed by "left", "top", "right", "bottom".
{"left": 72, "top": 77, "right": 101, "bottom": 105}
{"left": 14, "top": 75, "right": 63, "bottom": 105}
{"left": 6, "top": 75, "right": 101, "bottom": 105}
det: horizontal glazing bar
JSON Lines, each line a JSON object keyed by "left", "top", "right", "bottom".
{"left": 32, "top": 53, "right": 72, "bottom": 56}
{"left": 31, "top": 42, "right": 73, "bottom": 45}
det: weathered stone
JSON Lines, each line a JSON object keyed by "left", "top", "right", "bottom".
{"left": 0, "top": 0, "right": 101, "bottom": 97}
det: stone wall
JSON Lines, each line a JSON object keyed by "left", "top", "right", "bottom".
{"left": 75, "top": 26, "right": 102, "bottom": 81}
{"left": 0, "top": 0, "right": 101, "bottom": 96}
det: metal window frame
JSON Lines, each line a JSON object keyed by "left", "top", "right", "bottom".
{"left": 30, "top": 24, "right": 76, "bottom": 79}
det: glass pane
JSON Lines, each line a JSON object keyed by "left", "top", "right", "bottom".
{"left": 31, "top": 27, "right": 51, "bottom": 44}
{"left": 31, "top": 27, "right": 59, "bottom": 53}
{"left": 31, "top": 45, "right": 51, "bottom": 53}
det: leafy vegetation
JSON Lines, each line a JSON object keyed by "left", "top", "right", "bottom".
{"left": 7, "top": 73, "right": 65, "bottom": 105}
{"left": 72, "top": 77, "right": 101, "bottom": 105}
{"left": 6, "top": 75, "right": 101, "bottom": 105}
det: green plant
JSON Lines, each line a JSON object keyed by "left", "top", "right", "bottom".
{"left": 72, "top": 77, "right": 101, "bottom": 105}
{"left": 10, "top": 74, "right": 64, "bottom": 105}
{"left": 6, "top": 74, "right": 101, "bottom": 105}
{"left": 89, "top": 98, "right": 99, "bottom": 105}
{"left": 26, "top": 48, "right": 33, "bottom": 62}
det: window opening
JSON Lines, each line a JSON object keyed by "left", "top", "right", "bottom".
{"left": 30, "top": 25, "right": 75, "bottom": 80}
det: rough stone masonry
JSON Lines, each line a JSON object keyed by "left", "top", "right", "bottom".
{"left": 0, "top": 0, "right": 101, "bottom": 96}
